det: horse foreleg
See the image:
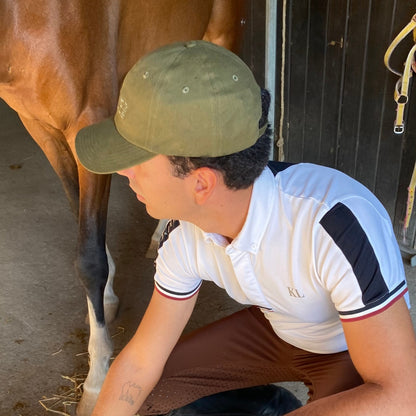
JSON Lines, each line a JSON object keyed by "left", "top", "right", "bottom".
{"left": 77, "top": 298, "right": 113, "bottom": 416}
{"left": 75, "top": 169, "right": 114, "bottom": 416}
{"left": 146, "top": 219, "right": 168, "bottom": 258}
{"left": 17, "top": 116, "right": 80, "bottom": 215}
{"left": 18, "top": 116, "right": 118, "bottom": 413}
{"left": 84, "top": 246, "right": 118, "bottom": 325}
{"left": 104, "top": 245, "right": 119, "bottom": 322}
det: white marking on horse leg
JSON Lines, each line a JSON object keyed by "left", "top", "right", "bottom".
{"left": 146, "top": 219, "right": 168, "bottom": 258}
{"left": 103, "top": 245, "right": 119, "bottom": 323}
{"left": 77, "top": 297, "right": 113, "bottom": 416}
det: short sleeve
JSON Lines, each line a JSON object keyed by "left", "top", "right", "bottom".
{"left": 154, "top": 220, "right": 202, "bottom": 300}
{"left": 317, "top": 200, "right": 409, "bottom": 322}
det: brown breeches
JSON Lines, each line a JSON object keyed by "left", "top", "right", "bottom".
{"left": 139, "top": 306, "right": 363, "bottom": 415}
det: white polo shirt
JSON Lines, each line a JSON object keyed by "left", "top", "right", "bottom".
{"left": 154, "top": 162, "right": 409, "bottom": 354}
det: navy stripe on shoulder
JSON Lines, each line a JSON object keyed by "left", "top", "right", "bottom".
{"left": 158, "top": 219, "right": 180, "bottom": 249}
{"left": 319, "top": 202, "right": 388, "bottom": 305}
{"left": 267, "top": 161, "right": 295, "bottom": 176}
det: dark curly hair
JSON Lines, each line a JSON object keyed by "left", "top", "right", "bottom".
{"left": 167, "top": 88, "right": 272, "bottom": 190}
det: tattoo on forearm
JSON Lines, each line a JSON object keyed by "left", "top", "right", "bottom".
{"left": 119, "top": 381, "right": 142, "bottom": 406}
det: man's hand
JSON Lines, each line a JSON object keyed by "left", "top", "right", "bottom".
{"left": 91, "top": 288, "right": 198, "bottom": 416}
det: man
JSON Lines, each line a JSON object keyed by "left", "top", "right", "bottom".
{"left": 75, "top": 40, "right": 416, "bottom": 416}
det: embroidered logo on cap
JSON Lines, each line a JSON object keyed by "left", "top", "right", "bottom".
{"left": 118, "top": 97, "right": 128, "bottom": 119}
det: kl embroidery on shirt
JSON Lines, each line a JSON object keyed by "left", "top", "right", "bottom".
{"left": 288, "top": 287, "right": 305, "bottom": 298}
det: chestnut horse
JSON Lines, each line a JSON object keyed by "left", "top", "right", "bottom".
{"left": 0, "top": 1, "right": 245, "bottom": 414}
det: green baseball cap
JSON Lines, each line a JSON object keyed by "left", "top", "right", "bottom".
{"left": 75, "top": 40, "right": 264, "bottom": 174}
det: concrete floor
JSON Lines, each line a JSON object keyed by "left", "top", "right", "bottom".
{"left": 1, "top": 98, "right": 415, "bottom": 416}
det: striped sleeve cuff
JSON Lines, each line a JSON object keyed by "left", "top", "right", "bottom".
{"left": 338, "top": 281, "right": 408, "bottom": 322}
{"left": 154, "top": 280, "right": 202, "bottom": 300}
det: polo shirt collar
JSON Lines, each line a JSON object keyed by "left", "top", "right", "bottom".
{"left": 203, "top": 167, "right": 276, "bottom": 253}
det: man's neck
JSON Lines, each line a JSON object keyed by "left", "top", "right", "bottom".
{"left": 193, "top": 184, "right": 253, "bottom": 242}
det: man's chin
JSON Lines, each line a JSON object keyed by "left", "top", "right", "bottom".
{"left": 145, "top": 206, "right": 163, "bottom": 220}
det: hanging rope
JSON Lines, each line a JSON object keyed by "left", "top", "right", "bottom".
{"left": 277, "top": 0, "right": 287, "bottom": 161}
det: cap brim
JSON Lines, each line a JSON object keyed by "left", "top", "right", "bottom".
{"left": 75, "top": 118, "right": 157, "bottom": 174}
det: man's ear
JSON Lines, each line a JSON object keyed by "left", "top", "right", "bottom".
{"left": 192, "top": 167, "right": 218, "bottom": 205}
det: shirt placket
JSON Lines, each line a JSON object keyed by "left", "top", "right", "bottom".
{"left": 226, "top": 247, "right": 271, "bottom": 309}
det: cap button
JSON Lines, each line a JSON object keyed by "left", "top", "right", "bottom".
{"left": 185, "top": 41, "right": 197, "bottom": 48}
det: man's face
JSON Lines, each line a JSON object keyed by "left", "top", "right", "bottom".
{"left": 117, "top": 155, "right": 194, "bottom": 220}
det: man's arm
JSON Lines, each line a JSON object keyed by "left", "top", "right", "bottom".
{"left": 289, "top": 297, "right": 416, "bottom": 415}
{"left": 91, "top": 288, "right": 198, "bottom": 416}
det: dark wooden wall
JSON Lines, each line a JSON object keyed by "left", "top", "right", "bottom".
{"left": 241, "top": 0, "right": 416, "bottom": 250}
